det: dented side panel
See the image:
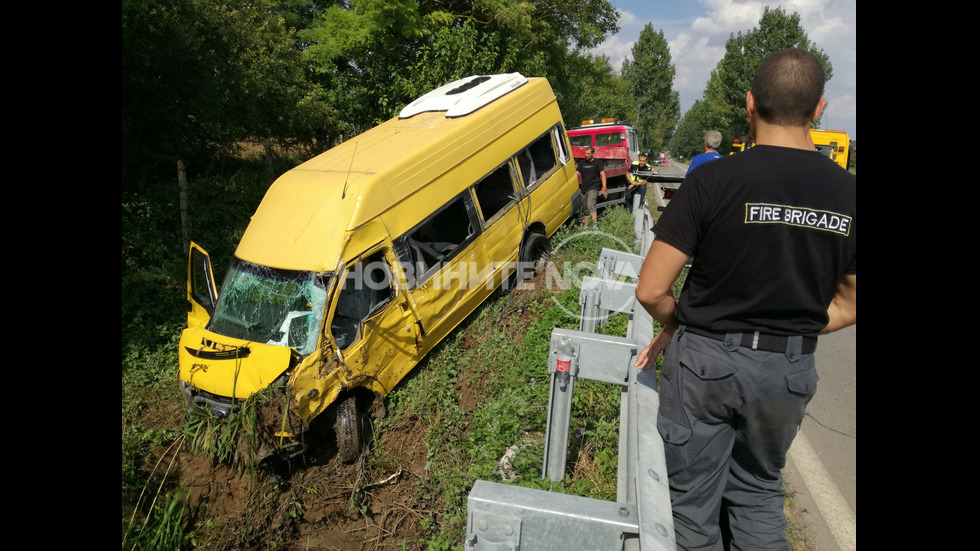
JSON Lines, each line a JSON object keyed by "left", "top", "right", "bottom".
{"left": 288, "top": 237, "right": 422, "bottom": 425}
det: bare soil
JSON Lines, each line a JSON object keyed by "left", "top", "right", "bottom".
{"left": 129, "top": 264, "right": 812, "bottom": 550}
{"left": 129, "top": 271, "right": 554, "bottom": 550}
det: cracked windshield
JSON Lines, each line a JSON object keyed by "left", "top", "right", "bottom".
{"left": 209, "top": 259, "right": 330, "bottom": 356}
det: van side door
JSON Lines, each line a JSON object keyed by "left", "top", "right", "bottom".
{"left": 471, "top": 159, "right": 522, "bottom": 288}
{"left": 327, "top": 245, "right": 421, "bottom": 395}
{"left": 392, "top": 190, "right": 482, "bottom": 345}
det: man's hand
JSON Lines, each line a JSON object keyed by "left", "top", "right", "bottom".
{"left": 634, "top": 330, "right": 672, "bottom": 370}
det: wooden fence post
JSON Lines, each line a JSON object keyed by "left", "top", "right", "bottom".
{"left": 178, "top": 160, "right": 190, "bottom": 254}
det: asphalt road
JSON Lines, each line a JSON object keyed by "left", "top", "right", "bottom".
{"left": 784, "top": 325, "right": 856, "bottom": 550}
{"left": 659, "top": 157, "right": 856, "bottom": 550}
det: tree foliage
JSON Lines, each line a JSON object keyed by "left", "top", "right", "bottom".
{"left": 621, "top": 24, "right": 680, "bottom": 153}
{"left": 121, "top": 0, "right": 338, "bottom": 192}
{"left": 669, "top": 69, "right": 735, "bottom": 159}
{"left": 297, "top": 0, "right": 621, "bottom": 134}
{"left": 669, "top": 6, "right": 832, "bottom": 158}
{"left": 558, "top": 53, "right": 635, "bottom": 127}
{"left": 713, "top": 6, "right": 832, "bottom": 141}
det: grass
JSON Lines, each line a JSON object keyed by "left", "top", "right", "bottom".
{"left": 121, "top": 194, "right": 815, "bottom": 549}
{"left": 372, "top": 206, "right": 644, "bottom": 546}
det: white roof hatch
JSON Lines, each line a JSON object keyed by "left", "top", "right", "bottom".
{"left": 399, "top": 73, "right": 528, "bottom": 119}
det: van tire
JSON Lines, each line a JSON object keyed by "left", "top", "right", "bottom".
{"left": 518, "top": 232, "right": 551, "bottom": 280}
{"left": 334, "top": 393, "right": 363, "bottom": 463}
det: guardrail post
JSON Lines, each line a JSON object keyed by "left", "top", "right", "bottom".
{"left": 466, "top": 224, "right": 676, "bottom": 550}
{"left": 542, "top": 333, "right": 579, "bottom": 481}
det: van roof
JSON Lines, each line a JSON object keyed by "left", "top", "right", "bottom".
{"left": 235, "top": 75, "right": 558, "bottom": 272}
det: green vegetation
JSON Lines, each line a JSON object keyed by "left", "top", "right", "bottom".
{"left": 121, "top": 195, "right": 652, "bottom": 548}
{"left": 669, "top": 7, "right": 838, "bottom": 160}
{"left": 121, "top": 3, "right": 843, "bottom": 547}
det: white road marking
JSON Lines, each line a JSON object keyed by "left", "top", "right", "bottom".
{"left": 787, "top": 430, "right": 856, "bottom": 550}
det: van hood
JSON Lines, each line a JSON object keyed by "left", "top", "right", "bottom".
{"left": 178, "top": 325, "right": 294, "bottom": 399}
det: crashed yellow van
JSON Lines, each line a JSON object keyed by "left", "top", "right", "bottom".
{"left": 179, "top": 73, "right": 579, "bottom": 462}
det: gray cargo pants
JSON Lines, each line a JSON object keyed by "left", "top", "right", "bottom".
{"left": 657, "top": 325, "right": 818, "bottom": 551}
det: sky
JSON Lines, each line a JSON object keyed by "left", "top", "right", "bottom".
{"left": 591, "top": 0, "right": 856, "bottom": 140}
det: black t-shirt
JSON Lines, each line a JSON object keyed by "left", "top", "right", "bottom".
{"left": 654, "top": 145, "right": 856, "bottom": 336}
{"left": 576, "top": 158, "right": 605, "bottom": 192}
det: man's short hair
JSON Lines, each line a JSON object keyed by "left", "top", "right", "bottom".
{"left": 751, "top": 48, "right": 826, "bottom": 126}
{"left": 704, "top": 130, "right": 722, "bottom": 149}
{"left": 586, "top": 146, "right": 595, "bottom": 153}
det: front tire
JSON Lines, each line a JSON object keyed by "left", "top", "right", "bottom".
{"left": 334, "top": 393, "right": 364, "bottom": 463}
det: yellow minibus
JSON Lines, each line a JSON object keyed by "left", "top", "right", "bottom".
{"left": 731, "top": 129, "right": 852, "bottom": 171}
{"left": 179, "top": 73, "right": 579, "bottom": 462}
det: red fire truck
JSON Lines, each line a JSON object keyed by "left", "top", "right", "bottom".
{"left": 567, "top": 118, "right": 669, "bottom": 210}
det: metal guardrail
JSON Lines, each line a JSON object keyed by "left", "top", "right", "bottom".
{"left": 464, "top": 196, "right": 674, "bottom": 550}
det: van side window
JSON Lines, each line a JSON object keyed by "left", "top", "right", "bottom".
{"left": 331, "top": 250, "right": 394, "bottom": 350}
{"left": 517, "top": 131, "right": 558, "bottom": 190}
{"left": 396, "top": 193, "right": 478, "bottom": 287}
{"left": 474, "top": 163, "right": 516, "bottom": 222}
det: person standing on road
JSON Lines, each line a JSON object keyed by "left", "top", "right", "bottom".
{"left": 576, "top": 146, "right": 607, "bottom": 226}
{"left": 684, "top": 130, "right": 724, "bottom": 176}
{"left": 633, "top": 48, "right": 856, "bottom": 551}
{"left": 624, "top": 151, "right": 652, "bottom": 213}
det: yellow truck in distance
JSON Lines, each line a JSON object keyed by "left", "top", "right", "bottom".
{"left": 180, "top": 74, "right": 580, "bottom": 463}
{"left": 731, "top": 129, "right": 852, "bottom": 170}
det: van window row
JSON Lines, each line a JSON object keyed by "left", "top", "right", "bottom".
{"left": 328, "top": 124, "right": 571, "bottom": 350}
{"left": 395, "top": 123, "right": 569, "bottom": 288}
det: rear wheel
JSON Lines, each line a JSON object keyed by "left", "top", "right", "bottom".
{"left": 334, "top": 393, "right": 364, "bottom": 463}
{"left": 518, "top": 233, "right": 551, "bottom": 281}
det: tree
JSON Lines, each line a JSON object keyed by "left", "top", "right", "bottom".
{"left": 712, "top": 6, "right": 832, "bottom": 140}
{"left": 557, "top": 53, "right": 635, "bottom": 127}
{"left": 121, "top": 0, "right": 337, "bottom": 190}
{"left": 621, "top": 24, "right": 680, "bottom": 153}
{"left": 298, "top": 0, "right": 621, "bottom": 135}
{"left": 669, "top": 68, "right": 736, "bottom": 159}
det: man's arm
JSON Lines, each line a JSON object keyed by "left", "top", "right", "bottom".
{"left": 600, "top": 170, "right": 607, "bottom": 196}
{"left": 627, "top": 168, "right": 642, "bottom": 188}
{"left": 633, "top": 237, "right": 690, "bottom": 368}
{"left": 822, "top": 274, "right": 856, "bottom": 334}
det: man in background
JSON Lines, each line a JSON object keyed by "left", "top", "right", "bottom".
{"left": 684, "top": 130, "right": 723, "bottom": 176}
{"left": 624, "top": 151, "right": 652, "bottom": 213}
{"left": 575, "top": 146, "right": 607, "bottom": 226}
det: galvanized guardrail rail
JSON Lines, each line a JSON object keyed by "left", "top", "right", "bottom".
{"left": 463, "top": 195, "right": 674, "bottom": 550}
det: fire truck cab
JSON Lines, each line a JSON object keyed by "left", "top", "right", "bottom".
{"left": 567, "top": 119, "right": 643, "bottom": 209}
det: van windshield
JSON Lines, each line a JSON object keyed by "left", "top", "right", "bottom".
{"left": 209, "top": 258, "right": 331, "bottom": 356}
{"left": 814, "top": 143, "right": 837, "bottom": 158}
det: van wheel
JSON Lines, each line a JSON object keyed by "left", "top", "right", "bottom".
{"left": 518, "top": 233, "right": 551, "bottom": 280}
{"left": 334, "top": 393, "right": 364, "bottom": 463}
